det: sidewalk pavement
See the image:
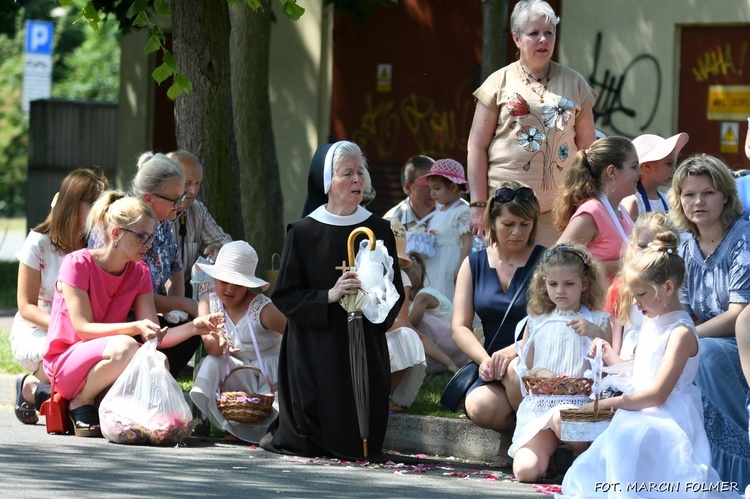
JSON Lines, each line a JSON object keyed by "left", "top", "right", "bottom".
{"left": 0, "top": 308, "right": 506, "bottom": 464}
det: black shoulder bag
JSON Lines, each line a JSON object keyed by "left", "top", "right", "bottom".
{"left": 440, "top": 249, "right": 540, "bottom": 412}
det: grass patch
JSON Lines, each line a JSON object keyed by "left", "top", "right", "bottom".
{"left": 0, "top": 261, "right": 18, "bottom": 308}
{"left": 0, "top": 331, "right": 24, "bottom": 375}
{"left": 0, "top": 217, "right": 26, "bottom": 234}
{"left": 401, "top": 372, "right": 466, "bottom": 419}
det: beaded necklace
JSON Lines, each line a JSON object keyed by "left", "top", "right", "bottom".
{"left": 518, "top": 61, "right": 553, "bottom": 103}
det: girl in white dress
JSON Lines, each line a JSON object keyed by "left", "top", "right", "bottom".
{"left": 596, "top": 212, "right": 680, "bottom": 394}
{"left": 557, "top": 232, "right": 741, "bottom": 498}
{"left": 12, "top": 168, "right": 109, "bottom": 425}
{"left": 406, "top": 252, "right": 467, "bottom": 374}
{"left": 385, "top": 219, "right": 426, "bottom": 410}
{"left": 415, "top": 159, "right": 472, "bottom": 300}
{"left": 511, "top": 243, "right": 610, "bottom": 483}
{"left": 189, "top": 241, "right": 287, "bottom": 443}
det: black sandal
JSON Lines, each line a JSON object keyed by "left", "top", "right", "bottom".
{"left": 14, "top": 374, "right": 38, "bottom": 425}
{"left": 68, "top": 405, "right": 102, "bottom": 438}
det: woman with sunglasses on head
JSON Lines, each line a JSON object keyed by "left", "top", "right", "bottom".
{"left": 44, "top": 191, "right": 222, "bottom": 437}
{"left": 452, "top": 180, "right": 545, "bottom": 467}
{"left": 89, "top": 152, "right": 198, "bottom": 377}
{"left": 553, "top": 136, "right": 641, "bottom": 281}
{"left": 12, "top": 168, "right": 109, "bottom": 426}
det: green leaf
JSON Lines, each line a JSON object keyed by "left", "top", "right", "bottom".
{"left": 163, "top": 51, "right": 179, "bottom": 72}
{"left": 82, "top": 3, "right": 101, "bottom": 30}
{"left": 58, "top": 0, "right": 74, "bottom": 6}
{"left": 126, "top": 0, "right": 149, "bottom": 19}
{"left": 152, "top": 62, "right": 174, "bottom": 84}
{"left": 242, "top": 0, "right": 262, "bottom": 9}
{"left": 174, "top": 72, "right": 192, "bottom": 92}
{"left": 144, "top": 35, "right": 161, "bottom": 55}
{"left": 282, "top": 0, "right": 305, "bottom": 21}
{"left": 133, "top": 11, "right": 150, "bottom": 28}
{"left": 151, "top": 26, "right": 166, "bottom": 43}
{"left": 154, "top": 0, "right": 171, "bottom": 17}
{"left": 167, "top": 82, "right": 184, "bottom": 100}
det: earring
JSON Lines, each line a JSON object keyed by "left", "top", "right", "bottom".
{"left": 515, "top": 50, "right": 520, "bottom": 60}
{"left": 114, "top": 242, "right": 119, "bottom": 249}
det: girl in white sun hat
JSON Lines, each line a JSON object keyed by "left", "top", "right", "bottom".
{"left": 415, "top": 158, "right": 472, "bottom": 300}
{"left": 189, "top": 240, "right": 287, "bottom": 443}
{"left": 622, "top": 132, "right": 689, "bottom": 220}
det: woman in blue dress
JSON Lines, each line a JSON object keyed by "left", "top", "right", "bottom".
{"left": 452, "top": 180, "right": 545, "bottom": 464}
{"left": 669, "top": 154, "right": 750, "bottom": 489}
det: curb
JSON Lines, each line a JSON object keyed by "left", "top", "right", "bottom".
{"left": 1, "top": 372, "right": 500, "bottom": 462}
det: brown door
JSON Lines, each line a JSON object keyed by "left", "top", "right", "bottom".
{"left": 679, "top": 26, "right": 750, "bottom": 170}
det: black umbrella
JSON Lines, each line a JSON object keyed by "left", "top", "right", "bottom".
{"left": 338, "top": 227, "right": 376, "bottom": 457}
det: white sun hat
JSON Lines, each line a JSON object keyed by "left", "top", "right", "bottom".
{"left": 198, "top": 241, "right": 269, "bottom": 291}
{"left": 632, "top": 133, "right": 689, "bottom": 164}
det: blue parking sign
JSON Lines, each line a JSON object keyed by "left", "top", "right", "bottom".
{"left": 25, "top": 21, "right": 54, "bottom": 55}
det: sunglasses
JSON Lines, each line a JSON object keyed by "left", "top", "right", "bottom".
{"left": 119, "top": 227, "right": 156, "bottom": 246}
{"left": 153, "top": 191, "right": 187, "bottom": 208}
{"left": 493, "top": 187, "right": 536, "bottom": 204}
{"left": 544, "top": 244, "right": 588, "bottom": 268}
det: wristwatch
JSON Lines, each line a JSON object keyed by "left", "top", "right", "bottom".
{"left": 469, "top": 201, "right": 487, "bottom": 208}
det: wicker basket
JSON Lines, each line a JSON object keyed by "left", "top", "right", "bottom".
{"left": 559, "top": 396, "right": 616, "bottom": 442}
{"left": 522, "top": 375, "right": 593, "bottom": 396}
{"left": 217, "top": 366, "right": 275, "bottom": 424}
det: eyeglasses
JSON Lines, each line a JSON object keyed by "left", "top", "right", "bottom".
{"left": 493, "top": 187, "right": 536, "bottom": 204}
{"left": 544, "top": 244, "right": 588, "bottom": 268}
{"left": 119, "top": 227, "right": 155, "bottom": 246}
{"left": 153, "top": 191, "right": 187, "bottom": 208}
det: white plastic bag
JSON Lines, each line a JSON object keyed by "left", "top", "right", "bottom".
{"left": 355, "top": 239, "right": 400, "bottom": 324}
{"left": 99, "top": 339, "right": 193, "bottom": 445}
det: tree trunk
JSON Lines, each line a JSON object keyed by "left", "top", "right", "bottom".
{"left": 481, "top": 0, "right": 509, "bottom": 82}
{"left": 229, "top": 4, "right": 284, "bottom": 274}
{"left": 171, "top": 0, "right": 244, "bottom": 240}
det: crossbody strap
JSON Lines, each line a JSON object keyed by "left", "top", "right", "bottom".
{"left": 483, "top": 245, "right": 544, "bottom": 351}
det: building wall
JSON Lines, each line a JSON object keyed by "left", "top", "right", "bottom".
{"left": 269, "top": 2, "right": 329, "bottom": 225}
{"left": 558, "top": 0, "right": 750, "bottom": 157}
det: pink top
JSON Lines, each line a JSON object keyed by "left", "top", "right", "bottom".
{"left": 44, "top": 249, "right": 153, "bottom": 370}
{"left": 570, "top": 198, "right": 632, "bottom": 263}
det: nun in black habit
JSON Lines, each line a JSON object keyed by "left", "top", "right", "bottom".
{"left": 265, "top": 141, "right": 404, "bottom": 460}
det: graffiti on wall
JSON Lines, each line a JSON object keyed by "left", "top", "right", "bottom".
{"left": 691, "top": 41, "right": 748, "bottom": 82}
{"left": 588, "top": 32, "right": 661, "bottom": 135}
{"left": 352, "top": 81, "right": 473, "bottom": 161}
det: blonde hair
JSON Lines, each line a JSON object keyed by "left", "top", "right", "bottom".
{"left": 667, "top": 154, "right": 743, "bottom": 236}
{"left": 554, "top": 136, "right": 636, "bottom": 232}
{"left": 527, "top": 242, "right": 605, "bottom": 315}
{"left": 622, "top": 231, "right": 685, "bottom": 314}
{"left": 405, "top": 252, "right": 428, "bottom": 296}
{"left": 484, "top": 180, "right": 540, "bottom": 247}
{"left": 34, "top": 168, "right": 109, "bottom": 253}
{"left": 86, "top": 190, "right": 154, "bottom": 244}
{"left": 614, "top": 212, "right": 679, "bottom": 323}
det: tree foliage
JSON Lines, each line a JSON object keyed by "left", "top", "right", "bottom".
{"left": 0, "top": 0, "right": 120, "bottom": 216}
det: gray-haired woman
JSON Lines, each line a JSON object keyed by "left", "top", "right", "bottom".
{"left": 89, "top": 152, "right": 198, "bottom": 376}
{"left": 467, "top": 0, "right": 597, "bottom": 247}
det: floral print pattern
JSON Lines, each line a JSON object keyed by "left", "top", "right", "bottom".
{"left": 508, "top": 92, "right": 574, "bottom": 192}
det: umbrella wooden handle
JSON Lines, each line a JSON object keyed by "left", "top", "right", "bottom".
{"left": 347, "top": 227, "right": 376, "bottom": 267}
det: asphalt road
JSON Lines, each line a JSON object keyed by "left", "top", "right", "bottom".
{"left": 0, "top": 404, "right": 545, "bottom": 498}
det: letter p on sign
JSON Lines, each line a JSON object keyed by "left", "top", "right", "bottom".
{"left": 25, "top": 21, "right": 54, "bottom": 55}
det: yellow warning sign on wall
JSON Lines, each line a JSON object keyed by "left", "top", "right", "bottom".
{"left": 720, "top": 122, "right": 739, "bottom": 154}
{"left": 708, "top": 85, "right": 750, "bottom": 121}
{"left": 376, "top": 64, "right": 392, "bottom": 93}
